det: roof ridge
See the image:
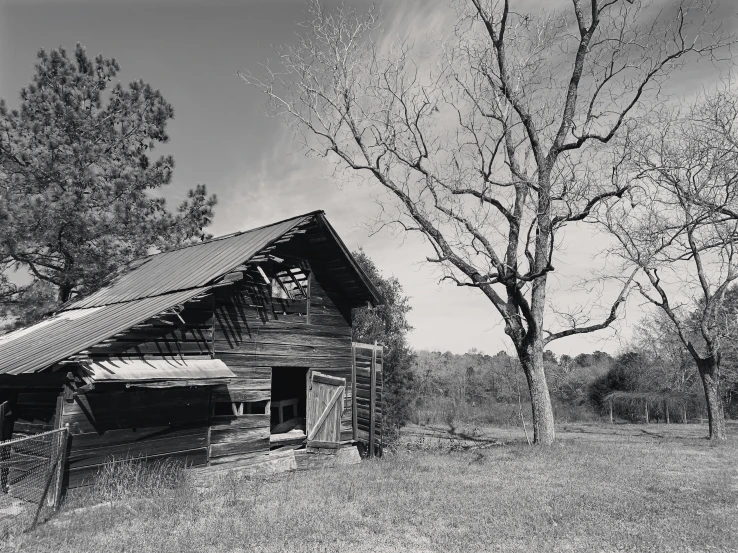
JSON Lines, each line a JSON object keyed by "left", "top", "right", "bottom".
{"left": 141, "top": 209, "right": 324, "bottom": 259}
{"left": 55, "top": 210, "right": 324, "bottom": 312}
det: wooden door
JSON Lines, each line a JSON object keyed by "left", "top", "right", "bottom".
{"left": 352, "top": 342, "right": 383, "bottom": 457}
{"left": 306, "top": 371, "right": 345, "bottom": 448}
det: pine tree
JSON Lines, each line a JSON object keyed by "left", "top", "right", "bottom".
{"left": 0, "top": 43, "right": 217, "bottom": 326}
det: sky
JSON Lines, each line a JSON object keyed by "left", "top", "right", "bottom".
{"left": 0, "top": 0, "right": 736, "bottom": 356}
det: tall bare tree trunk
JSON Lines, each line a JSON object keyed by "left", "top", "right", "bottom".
{"left": 697, "top": 357, "right": 726, "bottom": 440}
{"left": 518, "top": 340, "right": 555, "bottom": 446}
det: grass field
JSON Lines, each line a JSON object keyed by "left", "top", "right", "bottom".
{"left": 3, "top": 422, "right": 737, "bottom": 553}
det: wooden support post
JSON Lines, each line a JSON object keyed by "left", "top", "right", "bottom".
{"left": 63, "top": 372, "right": 75, "bottom": 403}
{"left": 609, "top": 400, "right": 613, "bottom": 425}
{"left": 306, "top": 269, "right": 312, "bottom": 325}
{"left": 665, "top": 402, "right": 669, "bottom": 424}
{"left": 683, "top": 403, "right": 688, "bottom": 424}
{"left": 369, "top": 345, "right": 377, "bottom": 459}
{"left": 0, "top": 401, "right": 8, "bottom": 494}
{"left": 0, "top": 401, "right": 7, "bottom": 442}
{"left": 50, "top": 425, "right": 69, "bottom": 510}
{"left": 645, "top": 402, "right": 649, "bottom": 424}
{"left": 351, "top": 344, "right": 357, "bottom": 443}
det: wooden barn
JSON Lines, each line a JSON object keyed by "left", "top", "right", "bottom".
{"left": 0, "top": 211, "right": 384, "bottom": 489}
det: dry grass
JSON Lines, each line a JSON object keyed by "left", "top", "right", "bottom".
{"left": 3, "top": 422, "right": 737, "bottom": 553}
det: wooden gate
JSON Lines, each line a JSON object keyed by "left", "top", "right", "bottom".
{"left": 306, "top": 371, "right": 345, "bottom": 449}
{"left": 352, "top": 342, "right": 383, "bottom": 458}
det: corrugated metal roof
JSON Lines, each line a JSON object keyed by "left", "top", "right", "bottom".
{"left": 82, "top": 358, "right": 234, "bottom": 383}
{"left": 65, "top": 212, "right": 316, "bottom": 310}
{"left": 0, "top": 210, "right": 382, "bottom": 376}
{"left": 0, "top": 288, "right": 205, "bottom": 375}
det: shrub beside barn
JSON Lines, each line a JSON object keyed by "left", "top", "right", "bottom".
{"left": 0, "top": 211, "right": 383, "bottom": 492}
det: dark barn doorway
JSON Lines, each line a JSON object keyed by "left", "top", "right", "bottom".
{"left": 269, "top": 367, "right": 308, "bottom": 447}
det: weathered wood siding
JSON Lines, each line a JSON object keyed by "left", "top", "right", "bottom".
{"left": 354, "top": 344, "right": 383, "bottom": 448}
{"left": 213, "top": 272, "right": 354, "bottom": 448}
{"left": 208, "top": 413, "right": 270, "bottom": 465}
{"left": 83, "top": 293, "right": 215, "bottom": 360}
{"left": 61, "top": 387, "right": 210, "bottom": 487}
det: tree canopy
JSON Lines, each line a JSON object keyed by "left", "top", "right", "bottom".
{"left": 245, "top": 0, "right": 729, "bottom": 444}
{"left": 0, "top": 44, "right": 216, "bottom": 326}
{"left": 351, "top": 249, "right": 414, "bottom": 441}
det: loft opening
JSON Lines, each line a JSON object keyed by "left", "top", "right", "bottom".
{"left": 246, "top": 260, "right": 310, "bottom": 321}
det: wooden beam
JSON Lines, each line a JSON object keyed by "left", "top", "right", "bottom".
{"left": 369, "top": 346, "right": 377, "bottom": 459}
{"left": 352, "top": 344, "right": 357, "bottom": 443}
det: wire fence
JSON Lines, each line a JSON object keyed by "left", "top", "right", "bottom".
{"left": 0, "top": 427, "right": 68, "bottom": 535}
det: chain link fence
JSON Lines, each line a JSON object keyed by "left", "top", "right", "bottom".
{"left": 0, "top": 427, "right": 68, "bottom": 535}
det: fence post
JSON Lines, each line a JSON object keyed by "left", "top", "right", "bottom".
{"left": 51, "top": 425, "right": 69, "bottom": 510}
{"left": 30, "top": 428, "right": 68, "bottom": 529}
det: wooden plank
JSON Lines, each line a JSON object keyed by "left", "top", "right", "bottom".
{"left": 68, "top": 423, "right": 209, "bottom": 450}
{"left": 369, "top": 346, "right": 376, "bottom": 458}
{"left": 67, "top": 447, "right": 208, "bottom": 488}
{"left": 309, "top": 314, "right": 348, "bottom": 327}
{"left": 68, "top": 431, "right": 209, "bottom": 469}
{"left": 207, "top": 450, "right": 269, "bottom": 467}
{"left": 0, "top": 401, "right": 7, "bottom": 442}
{"left": 62, "top": 390, "right": 211, "bottom": 434}
{"left": 312, "top": 373, "right": 346, "bottom": 386}
{"left": 269, "top": 431, "right": 306, "bottom": 448}
{"left": 351, "top": 345, "right": 358, "bottom": 443}
{"left": 187, "top": 449, "right": 296, "bottom": 486}
{"left": 211, "top": 387, "right": 270, "bottom": 402}
{"left": 209, "top": 414, "right": 269, "bottom": 432}
{"left": 63, "top": 388, "right": 210, "bottom": 416}
{"left": 351, "top": 342, "right": 384, "bottom": 351}
{"left": 209, "top": 426, "right": 269, "bottom": 446}
{"left": 294, "top": 445, "right": 361, "bottom": 471}
{"left": 215, "top": 353, "right": 351, "bottom": 369}
{"left": 306, "top": 440, "right": 339, "bottom": 449}
{"left": 209, "top": 438, "right": 269, "bottom": 459}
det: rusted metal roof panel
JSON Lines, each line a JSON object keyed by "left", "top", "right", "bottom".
{"left": 0, "top": 289, "right": 205, "bottom": 375}
{"left": 82, "top": 358, "right": 234, "bottom": 383}
{"left": 65, "top": 213, "right": 315, "bottom": 310}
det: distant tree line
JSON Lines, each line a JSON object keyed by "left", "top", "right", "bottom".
{"left": 408, "top": 298, "right": 738, "bottom": 428}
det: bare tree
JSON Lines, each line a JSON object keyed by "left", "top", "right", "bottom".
{"left": 243, "top": 0, "right": 728, "bottom": 444}
{"left": 602, "top": 90, "right": 738, "bottom": 440}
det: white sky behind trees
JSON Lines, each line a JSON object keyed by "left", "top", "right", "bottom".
{"left": 0, "top": 0, "right": 735, "bottom": 356}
